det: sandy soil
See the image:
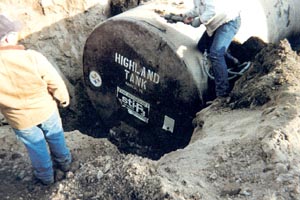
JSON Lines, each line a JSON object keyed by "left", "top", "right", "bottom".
{"left": 1, "top": 38, "right": 300, "bottom": 200}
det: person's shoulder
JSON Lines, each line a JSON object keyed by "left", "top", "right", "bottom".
{"left": 25, "top": 49, "right": 43, "bottom": 55}
{"left": 25, "top": 49, "right": 48, "bottom": 59}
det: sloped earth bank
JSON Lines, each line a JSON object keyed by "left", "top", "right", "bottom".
{"left": 2, "top": 37, "right": 300, "bottom": 199}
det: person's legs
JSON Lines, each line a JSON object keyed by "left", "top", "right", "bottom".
{"left": 14, "top": 127, "right": 54, "bottom": 184}
{"left": 209, "top": 16, "right": 241, "bottom": 97}
{"left": 197, "top": 31, "right": 213, "bottom": 53}
{"left": 38, "top": 111, "right": 71, "bottom": 171}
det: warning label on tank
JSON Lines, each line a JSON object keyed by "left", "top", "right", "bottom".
{"left": 117, "top": 87, "right": 150, "bottom": 123}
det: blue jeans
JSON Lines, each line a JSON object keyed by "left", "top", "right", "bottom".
{"left": 13, "top": 111, "right": 71, "bottom": 182}
{"left": 198, "top": 16, "right": 241, "bottom": 97}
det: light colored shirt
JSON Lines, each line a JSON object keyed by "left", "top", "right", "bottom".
{"left": 0, "top": 46, "right": 69, "bottom": 129}
{"left": 184, "top": 0, "right": 242, "bottom": 36}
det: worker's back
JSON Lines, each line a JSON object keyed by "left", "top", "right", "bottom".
{"left": 0, "top": 48, "right": 60, "bottom": 129}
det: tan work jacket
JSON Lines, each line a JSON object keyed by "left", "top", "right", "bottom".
{"left": 0, "top": 46, "right": 69, "bottom": 129}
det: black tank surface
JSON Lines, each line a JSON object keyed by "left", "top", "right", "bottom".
{"left": 83, "top": 5, "right": 208, "bottom": 158}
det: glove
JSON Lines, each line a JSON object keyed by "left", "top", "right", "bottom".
{"left": 163, "top": 13, "right": 184, "bottom": 23}
{"left": 191, "top": 17, "right": 201, "bottom": 27}
{"left": 182, "top": 16, "right": 202, "bottom": 27}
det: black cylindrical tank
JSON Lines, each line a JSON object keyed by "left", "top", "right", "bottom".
{"left": 83, "top": 4, "right": 209, "bottom": 158}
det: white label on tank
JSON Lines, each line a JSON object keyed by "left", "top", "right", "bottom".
{"left": 89, "top": 71, "right": 102, "bottom": 87}
{"left": 117, "top": 87, "right": 150, "bottom": 123}
{"left": 162, "top": 115, "right": 175, "bottom": 133}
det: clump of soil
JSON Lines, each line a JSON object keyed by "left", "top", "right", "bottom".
{"left": 231, "top": 39, "right": 300, "bottom": 108}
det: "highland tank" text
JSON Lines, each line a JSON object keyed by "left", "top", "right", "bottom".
{"left": 115, "top": 52, "right": 160, "bottom": 90}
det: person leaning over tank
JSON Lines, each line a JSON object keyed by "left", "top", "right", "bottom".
{"left": 182, "top": 0, "right": 242, "bottom": 100}
{"left": 0, "top": 14, "right": 72, "bottom": 185}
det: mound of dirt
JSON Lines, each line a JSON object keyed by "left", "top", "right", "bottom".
{"left": 189, "top": 39, "right": 300, "bottom": 199}
{"left": 231, "top": 39, "right": 300, "bottom": 109}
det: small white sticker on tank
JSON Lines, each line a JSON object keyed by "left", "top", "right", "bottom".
{"left": 162, "top": 115, "right": 175, "bottom": 133}
{"left": 89, "top": 71, "right": 102, "bottom": 87}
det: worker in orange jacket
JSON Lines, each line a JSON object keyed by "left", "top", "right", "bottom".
{"left": 0, "top": 14, "right": 71, "bottom": 185}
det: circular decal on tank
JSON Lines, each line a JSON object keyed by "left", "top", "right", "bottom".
{"left": 89, "top": 70, "right": 102, "bottom": 87}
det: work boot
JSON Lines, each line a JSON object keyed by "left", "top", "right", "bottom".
{"left": 59, "top": 162, "right": 71, "bottom": 172}
{"left": 206, "top": 96, "right": 230, "bottom": 107}
{"left": 33, "top": 176, "right": 54, "bottom": 186}
{"left": 53, "top": 154, "right": 73, "bottom": 172}
{"left": 41, "top": 178, "right": 54, "bottom": 186}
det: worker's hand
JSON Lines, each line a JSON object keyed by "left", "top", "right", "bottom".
{"left": 59, "top": 101, "right": 69, "bottom": 108}
{"left": 57, "top": 97, "right": 70, "bottom": 108}
{"left": 183, "top": 16, "right": 194, "bottom": 24}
